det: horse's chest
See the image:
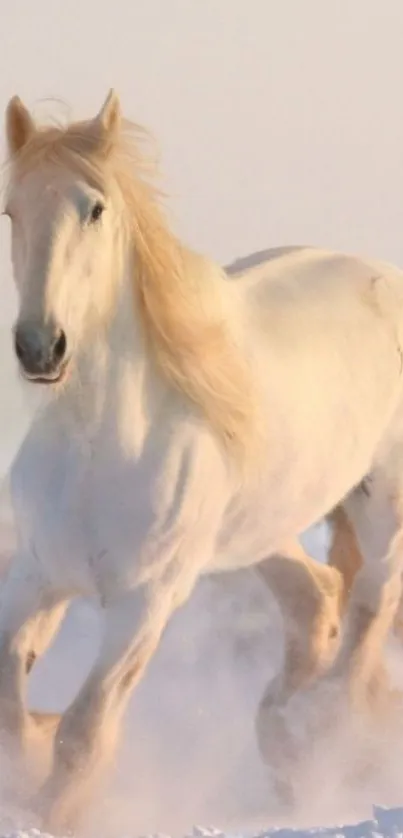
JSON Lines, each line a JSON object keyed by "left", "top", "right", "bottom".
{"left": 11, "top": 434, "right": 154, "bottom": 594}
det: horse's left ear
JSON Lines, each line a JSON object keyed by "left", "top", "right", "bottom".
{"left": 6, "top": 96, "right": 36, "bottom": 156}
{"left": 92, "top": 89, "right": 121, "bottom": 153}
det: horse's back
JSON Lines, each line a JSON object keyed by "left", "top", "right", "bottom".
{"left": 226, "top": 244, "right": 403, "bottom": 293}
{"left": 225, "top": 246, "right": 403, "bottom": 527}
{"left": 225, "top": 245, "right": 307, "bottom": 276}
{"left": 229, "top": 245, "right": 403, "bottom": 349}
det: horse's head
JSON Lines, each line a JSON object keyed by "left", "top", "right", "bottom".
{"left": 4, "top": 90, "right": 125, "bottom": 384}
{"left": 3, "top": 90, "right": 258, "bottom": 469}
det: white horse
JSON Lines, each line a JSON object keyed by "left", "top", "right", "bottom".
{"left": 3, "top": 88, "right": 403, "bottom": 831}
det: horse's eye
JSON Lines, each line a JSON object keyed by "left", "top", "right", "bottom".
{"left": 89, "top": 201, "right": 104, "bottom": 223}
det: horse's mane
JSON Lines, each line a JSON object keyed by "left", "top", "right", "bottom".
{"left": 5, "top": 114, "right": 261, "bottom": 470}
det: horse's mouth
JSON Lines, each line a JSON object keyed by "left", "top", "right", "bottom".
{"left": 21, "top": 359, "right": 70, "bottom": 386}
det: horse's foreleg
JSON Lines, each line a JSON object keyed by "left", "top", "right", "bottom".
{"left": 24, "top": 600, "right": 69, "bottom": 747}
{"left": 0, "top": 554, "right": 66, "bottom": 749}
{"left": 26, "top": 599, "right": 69, "bottom": 673}
{"left": 35, "top": 571, "right": 198, "bottom": 834}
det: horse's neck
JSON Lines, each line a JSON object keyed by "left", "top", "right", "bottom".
{"left": 55, "top": 270, "right": 168, "bottom": 452}
{"left": 49, "top": 245, "right": 242, "bottom": 454}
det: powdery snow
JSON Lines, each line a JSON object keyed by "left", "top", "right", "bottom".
{"left": 3, "top": 807, "right": 403, "bottom": 838}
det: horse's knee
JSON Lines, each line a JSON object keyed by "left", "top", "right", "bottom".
{"left": 287, "top": 601, "right": 341, "bottom": 686}
{"left": 30, "top": 710, "right": 61, "bottom": 734}
{"left": 328, "top": 622, "right": 339, "bottom": 640}
{"left": 118, "top": 659, "right": 142, "bottom": 695}
{"left": 26, "top": 649, "right": 36, "bottom": 674}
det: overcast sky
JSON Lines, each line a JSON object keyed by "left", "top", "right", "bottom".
{"left": 1, "top": 0, "right": 403, "bottom": 468}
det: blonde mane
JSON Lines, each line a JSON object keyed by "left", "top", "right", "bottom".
{"left": 5, "top": 113, "right": 260, "bottom": 470}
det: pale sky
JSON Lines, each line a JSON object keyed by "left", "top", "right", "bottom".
{"left": 1, "top": 0, "right": 403, "bottom": 468}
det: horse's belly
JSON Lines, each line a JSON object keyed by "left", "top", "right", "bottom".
{"left": 211, "top": 434, "right": 376, "bottom": 572}
{"left": 211, "top": 329, "right": 403, "bottom": 573}
{"left": 212, "top": 496, "right": 315, "bottom": 572}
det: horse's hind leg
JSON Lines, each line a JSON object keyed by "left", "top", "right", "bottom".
{"left": 328, "top": 502, "right": 403, "bottom": 648}
{"left": 256, "top": 506, "right": 398, "bottom": 807}
{"left": 255, "top": 542, "right": 343, "bottom": 805}
{"left": 257, "top": 513, "right": 365, "bottom": 716}
{"left": 330, "top": 471, "right": 403, "bottom": 710}
{"left": 327, "top": 505, "right": 363, "bottom": 612}
{"left": 257, "top": 542, "right": 343, "bottom": 696}
{"left": 326, "top": 503, "right": 397, "bottom": 712}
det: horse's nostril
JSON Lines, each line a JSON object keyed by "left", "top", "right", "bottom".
{"left": 14, "top": 322, "right": 67, "bottom": 377}
{"left": 14, "top": 326, "right": 33, "bottom": 364}
{"left": 53, "top": 330, "right": 67, "bottom": 363}
{"left": 14, "top": 333, "right": 24, "bottom": 361}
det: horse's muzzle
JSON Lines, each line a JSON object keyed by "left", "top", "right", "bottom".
{"left": 14, "top": 319, "right": 68, "bottom": 384}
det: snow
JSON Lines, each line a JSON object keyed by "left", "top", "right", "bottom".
{"left": 3, "top": 807, "right": 403, "bottom": 838}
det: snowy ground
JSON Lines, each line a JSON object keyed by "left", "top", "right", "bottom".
{"left": 4, "top": 806, "right": 403, "bottom": 838}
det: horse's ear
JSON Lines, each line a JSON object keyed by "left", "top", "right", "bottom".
{"left": 96, "top": 89, "right": 121, "bottom": 135}
{"left": 6, "top": 96, "right": 36, "bottom": 156}
{"left": 91, "top": 89, "right": 121, "bottom": 154}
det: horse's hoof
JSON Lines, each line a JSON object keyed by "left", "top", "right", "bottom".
{"left": 28, "top": 781, "right": 82, "bottom": 838}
